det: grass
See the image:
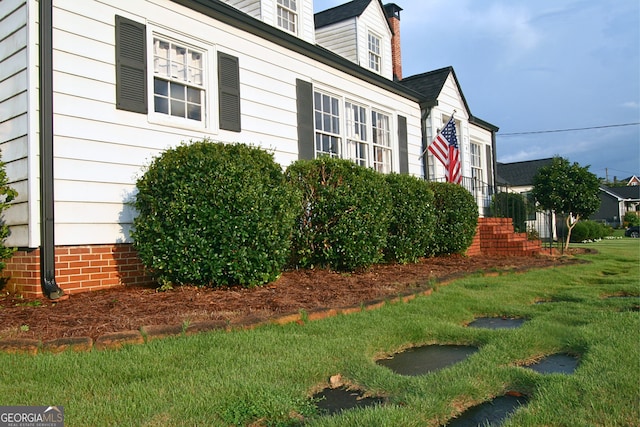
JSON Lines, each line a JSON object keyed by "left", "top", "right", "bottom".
{"left": 0, "top": 239, "right": 638, "bottom": 426}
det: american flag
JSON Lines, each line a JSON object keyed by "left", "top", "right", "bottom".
{"left": 428, "top": 116, "right": 461, "bottom": 184}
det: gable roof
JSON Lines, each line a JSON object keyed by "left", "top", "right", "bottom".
{"left": 600, "top": 185, "right": 640, "bottom": 201}
{"left": 400, "top": 66, "right": 498, "bottom": 131}
{"left": 496, "top": 158, "right": 555, "bottom": 186}
{"left": 315, "top": 0, "right": 391, "bottom": 32}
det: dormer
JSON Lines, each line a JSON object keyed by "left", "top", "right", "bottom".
{"left": 220, "top": 0, "right": 316, "bottom": 44}
{"left": 314, "top": 0, "right": 394, "bottom": 80}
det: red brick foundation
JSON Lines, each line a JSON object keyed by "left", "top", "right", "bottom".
{"left": 3, "top": 244, "right": 155, "bottom": 298}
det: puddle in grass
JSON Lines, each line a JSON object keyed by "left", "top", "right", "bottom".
{"left": 468, "top": 317, "right": 526, "bottom": 329}
{"left": 526, "top": 354, "right": 579, "bottom": 374}
{"left": 313, "top": 386, "right": 385, "bottom": 415}
{"left": 377, "top": 345, "right": 478, "bottom": 376}
{"left": 444, "top": 394, "right": 528, "bottom": 427}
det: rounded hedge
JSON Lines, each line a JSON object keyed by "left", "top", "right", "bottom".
{"left": 132, "top": 141, "right": 299, "bottom": 287}
{"left": 384, "top": 173, "right": 436, "bottom": 264}
{"left": 425, "top": 182, "right": 479, "bottom": 256}
{"left": 285, "top": 158, "right": 392, "bottom": 271}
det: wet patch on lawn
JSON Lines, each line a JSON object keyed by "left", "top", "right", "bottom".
{"left": 377, "top": 345, "right": 479, "bottom": 376}
{"left": 312, "top": 386, "right": 385, "bottom": 415}
{"left": 525, "top": 353, "right": 579, "bottom": 374}
{"left": 467, "top": 317, "right": 526, "bottom": 329}
{"left": 444, "top": 393, "right": 529, "bottom": 427}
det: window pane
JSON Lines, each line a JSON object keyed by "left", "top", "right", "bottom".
{"left": 154, "top": 96, "right": 168, "bottom": 114}
{"left": 187, "top": 87, "right": 200, "bottom": 103}
{"left": 170, "top": 82, "right": 185, "bottom": 100}
{"left": 187, "top": 104, "right": 201, "bottom": 121}
{"left": 154, "top": 78, "right": 168, "bottom": 96}
{"left": 154, "top": 39, "right": 170, "bottom": 76}
{"left": 171, "top": 45, "right": 187, "bottom": 81}
{"left": 189, "top": 51, "right": 203, "bottom": 85}
{"left": 171, "top": 99, "right": 185, "bottom": 117}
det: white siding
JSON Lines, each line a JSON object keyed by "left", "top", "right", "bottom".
{"left": 222, "top": 0, "right": 261, "bottom": 19}
{"left": 356, "top": 1, "right": 393, "bottom": 79}
{"left": 315, "top": 19, "right": 358, "bottom": 63}
{"left": 14, "top": 0, "right": 423, "bottom": 247}
{"left": 0, "top": 0, "right": 29, "bottom": 247}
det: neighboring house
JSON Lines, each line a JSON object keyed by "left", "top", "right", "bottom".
{"left": 496, "top": 158, "right": 556, "bottom": 239}
{"left": 0, "top": 0, "right": 498, "bottom": 297}
{"left": 591, "top": 186, "right": 640, "bottom": 227}
{"left": 624, "top": 175, "right": 639, "bottom": 186}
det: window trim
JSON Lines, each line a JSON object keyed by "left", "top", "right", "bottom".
{"left": 276, "top": 0, "right": 298, "bottom": 35}
{"left": 367, "top": 31, "right": 382, "bottom": 74}
{"left": 146, "top": 26, "right": 213, "bottom": 131}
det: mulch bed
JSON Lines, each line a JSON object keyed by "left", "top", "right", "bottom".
{"left": 0, "top": 252, "right": 583, "bottom": 342}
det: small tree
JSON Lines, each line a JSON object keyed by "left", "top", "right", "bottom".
{"left": 531, "top": 157, "right": 600, "bottom": 250}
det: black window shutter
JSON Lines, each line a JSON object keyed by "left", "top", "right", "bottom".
{"left": 218, "top": 52, "right": 241, "bottom": 132}
{"left": 115, "top": 15, "right": 147, "bottom": 113}
{"left": 486, "top": 145, "right": 494, "bottom": 187}
{"left": 296, "top": 79, "right": 314, "bottom": 160}
{"left": 398, "top": 115, "right": 408, "bottom": 174}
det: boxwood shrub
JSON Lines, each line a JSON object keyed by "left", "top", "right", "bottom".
{"left": 285, "top": 158, "right": 391, "bottom": 271}
{"left": 425, "top": 182, "right": 478, "bottom": 256}
{"left": 132, "top": 141, "right": 299, "bottom": 287}
{"left": 570, "top": 220, "right": 612, "bottom": 242}
{"left": 384, "top": 173, "right": 436, "bottom": 264}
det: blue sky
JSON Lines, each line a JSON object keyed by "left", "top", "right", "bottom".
{"left": 313, "top": 0, "right": 640, "bottom": 180}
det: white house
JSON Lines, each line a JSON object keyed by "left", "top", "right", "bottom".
{"left": 0, "top": 0, "right": 498, "bottom": 298}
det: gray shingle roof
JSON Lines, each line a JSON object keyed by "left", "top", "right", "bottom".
{"left": 315, "top": 0, "right": 388, "bottom": 30}
{"left": 496, "top": 158, "right": 555, "bottom": 186}
{"left": 399, "top": 67, "right": 452, "bottom": 104}
{"left": 601, "top": 185, "right": 640, "bottom": 201}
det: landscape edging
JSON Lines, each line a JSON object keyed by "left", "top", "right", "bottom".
{"left": 0, "top": 260, "right": 584, "bottom": 354}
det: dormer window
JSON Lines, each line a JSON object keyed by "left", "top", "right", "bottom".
{"left": 368, "top": 32, "right": 381, "bottom": 73}
{"left": 277, "top": 0, "right": 297, "bottom": 34}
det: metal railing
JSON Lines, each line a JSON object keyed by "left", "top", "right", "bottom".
{"left": 428, "top": 177, "right": 564, "bottom": 253}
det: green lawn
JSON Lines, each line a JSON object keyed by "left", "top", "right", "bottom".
{"left": 1, "top": 239, "right": 638, "bottom": 426}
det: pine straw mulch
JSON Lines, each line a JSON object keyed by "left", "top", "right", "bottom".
{"left": 0, "top": 251, "right": 586, "bottom": 342}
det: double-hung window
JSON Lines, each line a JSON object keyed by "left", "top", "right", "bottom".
{"left": 277, "top": 0, "right": 298, "bottom": 34}
{"left": 153, "top": 38, "right": 204, "bottom": 122}
{"left": 314, "top": 92, "right": 340, "bottom": 157}
{"left": 312, "top": 90, "right": 393, "bottom": 172}
{"left": 470, "top": 142, "right": 482, "bottom": 191}
{"left": 345, "top": 102, "right": 367, "bottom": 166}
{"left": 368, "top": 32, "right": 381, "bottom": 73}
{"left": 372, "top": 110, "right": 391, "bottom": 173}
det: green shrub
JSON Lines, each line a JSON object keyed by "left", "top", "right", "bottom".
{"left": 285, "top": 158, "right": 391, "bottom": 271}
{"left": 425, "top": 182, "right": 478, "bottom": 256}
{"left": 133, "top": 141, "right": 299, "bottom": 287}
{"left": 623, "top": 211, "right": 640, "bottom": 227}
{"left": 384, "top": 173, "right": 435, "bottom": 263}
{"left": 491, "top": 192, "right": 529, "bottom": 232}
{"left": 570, "top": 221, "right": 590, "bottom": 242}
{"left": 0, "top": 151, "right": 17, "bottom": 276}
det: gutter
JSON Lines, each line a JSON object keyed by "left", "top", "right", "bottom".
{"left": 39, "top": 0, "right": 65, "bottom": 299}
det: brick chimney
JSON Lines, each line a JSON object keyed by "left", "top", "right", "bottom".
{"left": 384, "top": 3, "right": 403, "bottom": 81}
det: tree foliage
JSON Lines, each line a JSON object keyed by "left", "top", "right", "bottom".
{"left": 531, "top": 156, "right": 600, "bottom": 249}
